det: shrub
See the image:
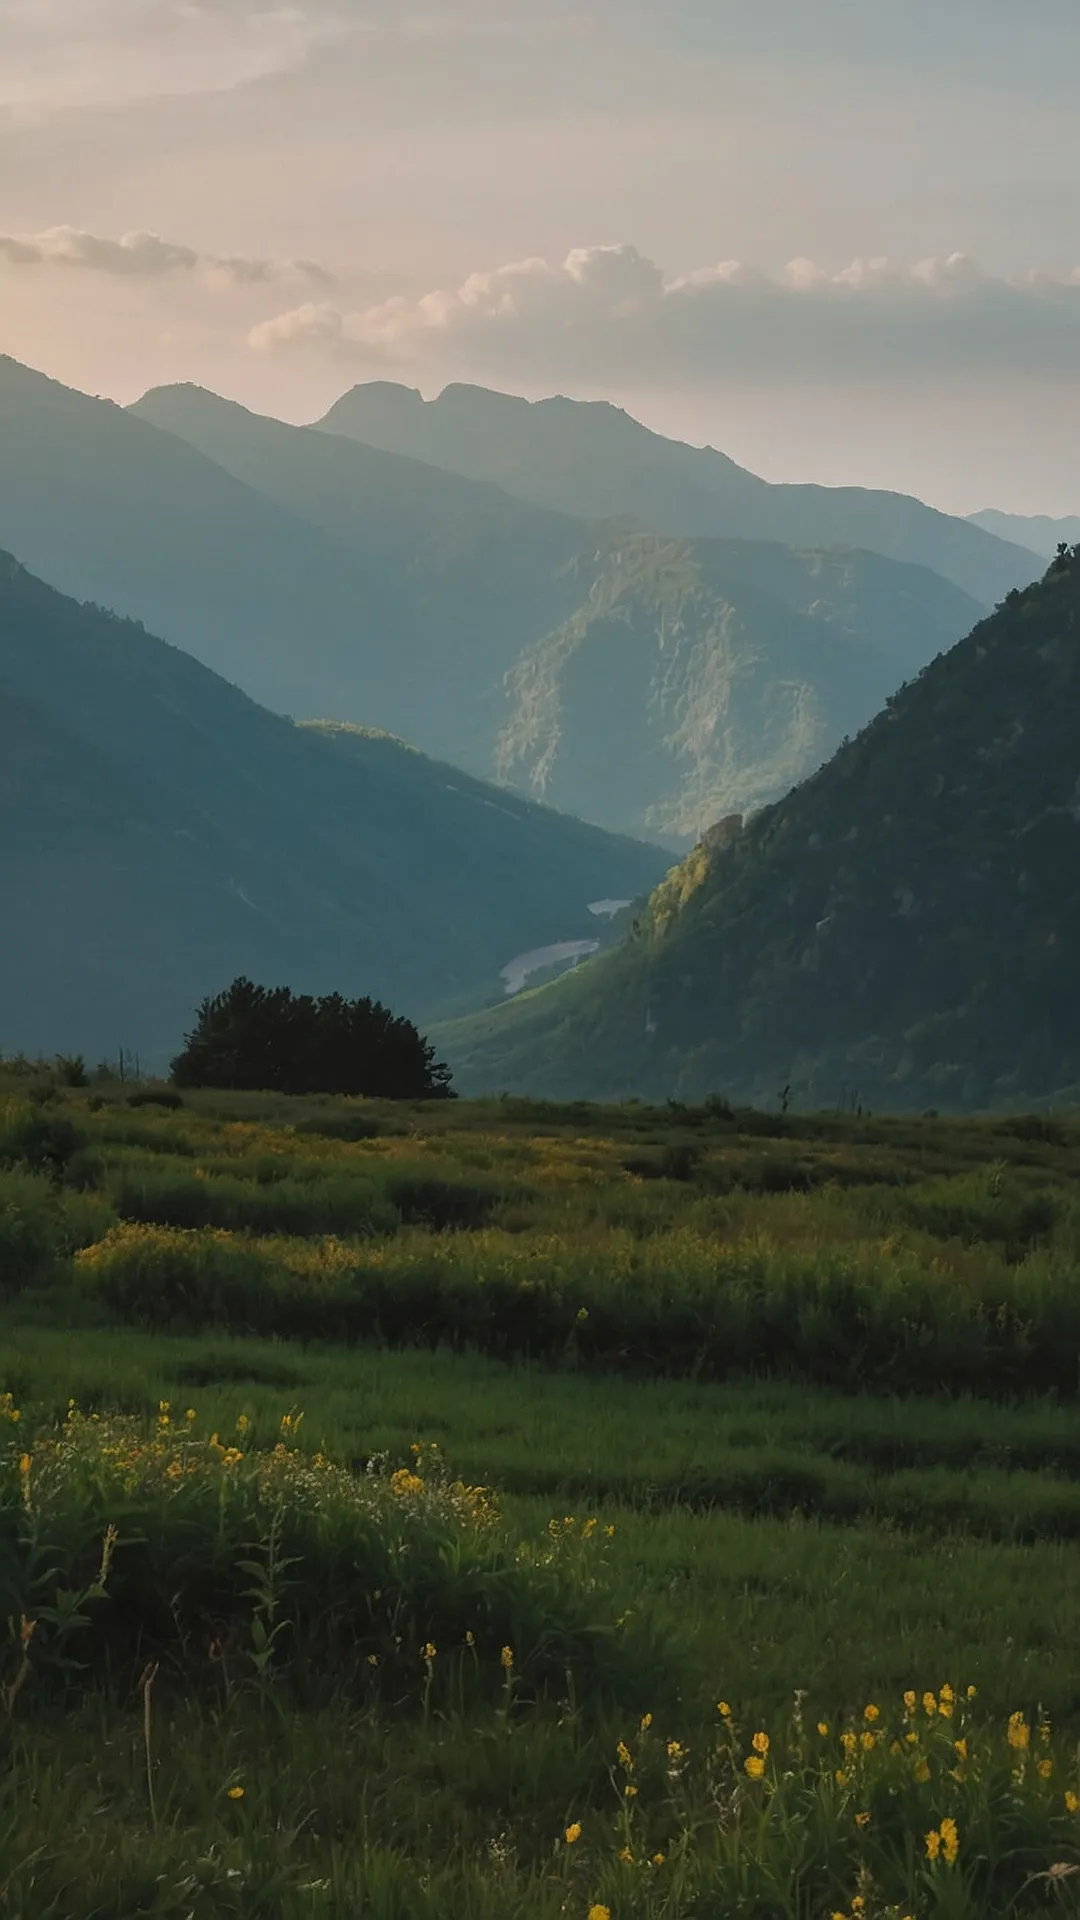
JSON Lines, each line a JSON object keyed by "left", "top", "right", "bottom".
{"left": 0, "top": 1169, "right": 113, "bottom": 1290}
{"left": 0, "top": 1098, "right": 83, "bottom": 1176}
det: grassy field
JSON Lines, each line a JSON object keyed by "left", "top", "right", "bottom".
{"left": 3, "top": 1064, "right": 1080, "bottom": 1916}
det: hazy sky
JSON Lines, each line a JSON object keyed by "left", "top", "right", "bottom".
{"left": 1, "top": 0, "right": 1078, "bottom": 512}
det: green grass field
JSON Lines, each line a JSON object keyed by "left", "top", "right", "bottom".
{"left": 3, "top": 1065, "right": 1080, "bottom": 1916}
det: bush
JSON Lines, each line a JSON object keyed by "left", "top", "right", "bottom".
{"left": 0, "top": 1097, "right": 83, "bottom": 1176}
{"left": 0, "top": 1169, "right": 113, "bottom": 1290}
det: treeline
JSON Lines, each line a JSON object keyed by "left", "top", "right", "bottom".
{"left": 171, "top": 978, "right": 454, "bottom": 1099}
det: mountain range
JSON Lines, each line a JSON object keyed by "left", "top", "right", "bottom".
{"left": 440, "top": 551, "right": 1080, "bottom": 1113}
{"left": 0, "top": 355, "right": 1037, "bottom": 847}
{"left": 0, "top": 552, "right": 667, "bottom": 1064}
{"left": 317, "top": 380, "right": 1037, "bottom": 606}
{"left": 968, "top": 510, "right": 1080, "bottom": 560}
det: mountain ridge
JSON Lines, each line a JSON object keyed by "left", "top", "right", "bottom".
{"left": 316, "top": 379, "right": 1039, "bottom": 606}
{"left": 439, "top": 551, "right": 1080, "bottom": 1112}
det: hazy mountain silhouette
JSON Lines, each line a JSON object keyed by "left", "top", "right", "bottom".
{"left": 0, "top": 552, "right": 668, "bottom": 1063}
{"left": 317, "top": 381, "right": 1039, "bottom": 605}
{"left": 133, "top": 381, "right": 983, "bottom": 843}
{"left": 440, "top": 552, "right": 1080, "bottom": 1112}
{"left": 968, "top": 509, "right": 1080, "bottom": 560}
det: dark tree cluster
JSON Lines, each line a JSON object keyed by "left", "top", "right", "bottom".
{"left": 171, "top": 978, "right": 454, "bottom": 1099}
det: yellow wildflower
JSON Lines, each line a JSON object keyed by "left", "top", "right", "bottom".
{"left": 841, "top": 1732, "right": 857, "bottom": 1755}
{"left": 922, "top": 1692, "right": 937, "bottom": 1717}
{"left": 744, "top": 1755, "right": 765, "bottom": 1780}
{"left": 624, "top": 1784, "right": 638, "bottom": 1797}
{"left": 227, "top": 1785, "right": 245, "bottom": 1801}
{"left": 717, "top": 1701, "right": 732, "bottom": 1718}
{"left": 940, "top": 1816, "right": 959, "bottom": 1864}
{"left": 860, "top": 1732, "right": 876, "bottom": 1753}
{"left": 640, "top": 1712, "right": 653, "bottom": 1732}
{"left": 903, "top": 1690, "right": 917, "bottom": 1713}
{"left": 751, "top": 1730, "right": 769, "bottom": 1754}
{"left": 915, "top": 1761, "right": 931, "bottom": 1783}
{"left": 651, "top": 1853, "right": 665, "bottom": 1866}
{"left": 925, "top": 1830, "right": 941, "bottom": 1860}
{"left": 500, "top": 1645, "right": 514, "bottom": 1671}
{"left": 835, "top": 1770, "right": 848, "bottom": 1787}
{"left": 236, "top": 1413, "right": 250, "bottom": 1435}
{"left": 618, "top": 1847, "right": 633, "bottom": 1863}
{"left": 954, "top": 1739, "right": 968, "bottom": 1762}
{"left": 565, "top": 1823, "right": 582, "bottom": 1845}
{"left": 1065, "top": 1791, "right": 1079, "bottom": 1814}
{"left": 588, "top": 1907, "right": 611, "bottom": 1920}
{"left": 966, "top": 1684, "right": 977, "bottom": 1699}
{"left": 422, "top": 1642, "right": 436, "bottom": 1661}
{"left": 817, "top": 1722, "right": 830, "bottom": 1737}
{"left": 855, "top": 1811, "right": 871, "bottom": 1828}
{"left": 863, "top": 1704, "right": 880, "bottom": 1723}
{"left": 1007, "top": 1712, "right": 1030, "bottom": 1751}
{"left": 617, "top": 1742, "right": 632, "bottom": 1770}
{"left": 1037, "top": 1758, "right": 1053, "bottom": 1780}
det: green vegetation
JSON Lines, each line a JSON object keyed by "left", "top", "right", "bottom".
{"left": 0, "top": 548, "right": 665, "bottom": 1062}
{"left": 3, "top": 1065, "right": 1080, "bottom": 1913}
{"left": 443, "top": 550, "right": 1080, "bottom": 1112}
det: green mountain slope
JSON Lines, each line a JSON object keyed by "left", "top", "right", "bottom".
{"left": 316, "top": 381, "right": 1039, "bottom": 605}
{"left": 968, "top": 510, "right": 1080, "bottom": 560}
{"left": 131, "top": 383, "right": 982, "bottom": 844}
{"left": 494, "top": 533, "right": 982, "bottom": 839}
{"left": 0, "top": 552, "right": 668, "bottom": 1063}
{"left": 440, "top": 552, "right": 1080, "bottom": 1113}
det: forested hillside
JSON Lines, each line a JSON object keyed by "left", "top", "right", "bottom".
{"left": 442, "top": 552, "right": 1080, "bottom": 1111}
{"left": 0, "top": 554, "right": 667, "bottom": 1061}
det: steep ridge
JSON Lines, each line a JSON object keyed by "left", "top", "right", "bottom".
{"left": 131, "top": 384, "right": 982, "bottom": 844}
{"left": 0, "top": 552, "right": 668, "bottom": 1062}
{"left": 316, "top": 381, "right": 1039, "bottom": 606}
{"left": 494, "top": 534, "right": 982, "bottom": 839}
{"left": 440, "top": 552, "right": 1080, "bottom": 1113}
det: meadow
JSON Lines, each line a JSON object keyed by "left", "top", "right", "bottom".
{"left": 2, "top": 1061, "right": 1080, "bottom": 1916}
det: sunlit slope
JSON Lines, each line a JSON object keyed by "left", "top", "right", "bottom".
{"left": 440, "top": 553, "right": 1080, "bottom": 1111}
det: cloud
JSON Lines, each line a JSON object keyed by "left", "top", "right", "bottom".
{"left": 248, "top": 242, "right": 1080, "bottom": 390}
{"left": 0, "top": 224, "right": 332, "bottom": 285}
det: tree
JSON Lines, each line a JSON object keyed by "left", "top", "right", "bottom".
{"left": 171, "top": 978, "right": 455, "bottom": 1099}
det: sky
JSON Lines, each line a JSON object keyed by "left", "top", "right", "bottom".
{"left": 1, "top": 0, "right": 1078, "bottom": 513}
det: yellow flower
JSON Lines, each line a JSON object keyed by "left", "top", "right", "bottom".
{"left": 954, "top": 1739, "right": 968, "bottom": 1761}
{"left": 744, "top": 1755, "right": 765, "bottom": 1780}
{"left": 817, "top": 1722, "right": 830, "bottom": 1737}
{"left": 863, "top": 1704, "right": 880, "bottom": 1723}
{"left": 651, "top": 1853, "right": 665, "bottom": 1866}
{"left": 1037, "top": 1758, "right": 1053, "bottom": 1780}
{"left": 1065, "top": 1791, "right": 1079, "bottom": 1815}
{"left": 465, "top": 1630, "right": 475, "bottom": 1647}
{"left": 588, "top": 1908, "right": 611, "bottom": 1920}
{"left": 667, "top": 1739, "right": 685, "bottom": 1762}
{"left": 227, "top": 1785, "right": 245, "bottom": 1801}
{"left": 617, "top": 1742, "right": 633, "bottom": 1770}
{"left": 500, "top": 1645, "right": 514, "bottom": 1671}
{"left": 367, "top": 1653, "right": 379, "bottom": 1667}
{"left": 618, "top": 1847, "right": 633, "bottom": 1863}
{"left": 922, "top": 1692, "right": 937, "bottom": 1717}
{"left": 966, "top": 1684, "right": 977, "bottom": 1700}
{"left": 1007, "top": 1711, "right": 1030, "bottom": 1751}
{"left": 717, "top": 1701, "right": 732, "bottom": 1718}
{"left": 903, "top": 1690, "right": 917, "bottom": 1713}
{"left": 925, "top": 1829, "right": 941, "bottom": 1860}
{"left": 860, "top": 1732, "right": 876, "bottom": 1753}
{"left": 422, "top": 1642, "right": 436, "bottom": 1661}
{"left": 565, "top": 1823, "right": 582, "bottom": 1845}
{"left": 751, "top": 1730, "right": 769, "bottom": 1754}
{"left": 841, "top": 1732, "right": 857, "bottom": 1755}
{"left": 855, "top": 1811, "right": 871, "bottom": 1828}
{"left": 624, "top": 1784, "right": 638, "bottom": 1798}
{"left": 640, "top": 1712, "right": 653, "bottom": 1732}
{"left": 835, "top": 1770, "right": 848, "bottom": 1787}
{"left": 940, "top": 1816, "right": 959, "bottom": 1864}
{"left": 915, "top": 1761, "right": 931, "bottom": 1783}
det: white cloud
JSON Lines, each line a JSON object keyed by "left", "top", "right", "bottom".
{"left": 0, "top": 224, "right": 331, "bottom": 284}
{"left": 247, "top": 241, "right": 1080, "bottom": 389}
